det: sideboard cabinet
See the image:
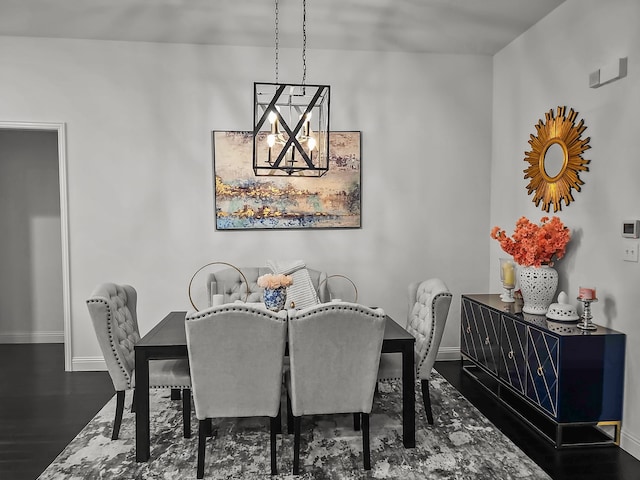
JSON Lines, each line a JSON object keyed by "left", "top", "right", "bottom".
{"left": 460, "top": 294, "right": 625, "bottom": 448}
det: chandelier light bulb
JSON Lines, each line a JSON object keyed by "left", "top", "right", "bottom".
{"left": 307, "top": 136, "right": 316, "bottom": 150}
{"left": 267, "top": 134, "right": 276, "bottom": 147}
{"left": 302, "top": 112, "right": 312, "bottom": 136}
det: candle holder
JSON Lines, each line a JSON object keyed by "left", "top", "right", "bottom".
{"left": 499, "top": 258, "right": 516, "bottom": 303}
{"left": 576, "top": 297, "right": 598, "bottom": 330}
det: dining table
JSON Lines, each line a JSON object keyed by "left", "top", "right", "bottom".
{"left": 134, "top": 310, "right": 416, "bottom": 462}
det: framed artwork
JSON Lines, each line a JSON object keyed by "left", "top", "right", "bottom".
{"left": 213, "top": 131, "right": 361, "bottom": 230}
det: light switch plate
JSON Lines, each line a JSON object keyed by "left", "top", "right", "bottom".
{"left": 623, "top": 242, "right": 639, "bottom": 262}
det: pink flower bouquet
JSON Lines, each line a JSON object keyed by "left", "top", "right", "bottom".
{"left": 257, "top": 273, "right": 293, "bottom": 289}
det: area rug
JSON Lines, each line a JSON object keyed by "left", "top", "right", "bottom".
{"left": 38, "top": 371, "right": 550, "bottom": 479}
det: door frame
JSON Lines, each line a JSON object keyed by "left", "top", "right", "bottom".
{"left": 0, "top": 121, "right": 71, "bottom": 370}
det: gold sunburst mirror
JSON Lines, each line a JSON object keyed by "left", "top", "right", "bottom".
{"left": 524, "top": 106, "right": 591, "bottom": 212}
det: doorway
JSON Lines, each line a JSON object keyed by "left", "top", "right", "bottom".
{"left": 0, "top": 122, "right": 71, "bottom": 370}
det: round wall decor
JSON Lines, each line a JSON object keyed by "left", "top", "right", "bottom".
{"left": 523, "top": 106, "right": 591, "bottom": 212}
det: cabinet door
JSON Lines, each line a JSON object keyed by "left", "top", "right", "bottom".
{"left": 460, "top": 298, "right": 477, "bottom": 360}
{"left": 525, "top": 327, "right": 559, "bottom": 418}
{"left": 461, "top": 298, "right": 500, "bottom": 374}
{"left": 499, "top": 315, "right": 526, "bottom": 394}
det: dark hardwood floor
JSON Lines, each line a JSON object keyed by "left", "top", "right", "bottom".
{"left": 1, "top": 344, "right": 638, "bottom": 479}
{"left": 0, "top": 344, "right": 113, "bottom": 480}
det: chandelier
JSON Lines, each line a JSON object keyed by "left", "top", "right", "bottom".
{"left": 253, "top": 0, "right": 330, "bottom": 177}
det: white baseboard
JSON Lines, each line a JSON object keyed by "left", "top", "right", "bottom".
{"left": 621, "top": 429, "right": 640, "bottom": 461}
{"left": 72, "top": 356, "right": 106, "bottom": 372}
{"left": 0, "top": 331, "right": 64, "bottom": 343}
{"left": 436, "top": 346, "right": 462, "bottom": 361}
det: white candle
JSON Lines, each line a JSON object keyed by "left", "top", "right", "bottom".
{"left": 502, "top": 261, "right": 515, "bottom": 287}
{"left": 212, "top": 294, "right": 224, "bottom": 306}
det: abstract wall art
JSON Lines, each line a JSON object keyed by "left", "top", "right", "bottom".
{"left": 213, "top": 131, "right": 361, "bottom": 230}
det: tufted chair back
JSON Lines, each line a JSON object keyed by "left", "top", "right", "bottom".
{"left": 206, "top": 266, "right": 329, "bottom": 305}
{"left": 406, "top": 278, "right": 452, "bottom": 380}
{"left": 87, "top": 283, "right": 141, "bottom": 391}
{"left": 207, "top": 267, "right": 271, "bottom": 304}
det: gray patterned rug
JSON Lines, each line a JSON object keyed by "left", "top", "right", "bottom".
{"left": 38, "top": 371, "right": 550, "bottom": 479}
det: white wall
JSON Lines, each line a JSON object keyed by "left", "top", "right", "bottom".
{"left": 4, "top": 0, "right": 636, "bottom": 461}
{"left": 492, "top": 0, "right": 640, "bottom": 459}
{"left": 0, "top": 129, "right": 63, "bottom": 343}
{"left": 0, "top": 37, "right": 493, "bottom": 365}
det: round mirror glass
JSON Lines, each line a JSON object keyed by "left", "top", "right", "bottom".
{"left": 543, "top": 142, "right": 565, "bottom": 178}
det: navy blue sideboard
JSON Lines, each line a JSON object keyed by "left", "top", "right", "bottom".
{"left": 460, "top": 294, "right": 625, "bottom": 448}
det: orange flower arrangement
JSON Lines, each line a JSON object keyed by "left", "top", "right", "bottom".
{"left": 491, "top": 216, "right": 570, "bottom": 267}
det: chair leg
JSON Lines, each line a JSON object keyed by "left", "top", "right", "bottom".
{"left": 183, "top": 388, "right": 191, "bottom": 438}
{"left": 421, "top": 379, "right": 434, "bottom": 425}
{"left": 353, "top": 412, "right": 361, "bottom": 431}
{"left": 286, "top": 392, "right": 294, "bottom": 435}
{"left": 171, "top": 388, "right": 181, "bottom": 400}
{"left": 270, "top": 416, "right": 278, "bottom": 475}
{"left": 293, "top": 417, "right": 301, "bottom": 475}
{"left": 275, "top": 404, "right": 282, "bottom": 434}
{"left": 362, "top": 413, "right": 371, "bottom": 470}
{"left": 197, "top": 419, "right": 208, "bottom": 479}
{"left": 112, "top": 390, "right": 125, "bottom": 440}
{"left": 131, "top": 388, "right": 136, "bottom": 413}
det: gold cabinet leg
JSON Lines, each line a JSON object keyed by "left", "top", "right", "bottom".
{"left": 597, "top": 421, "right": 621, "bottom": 445}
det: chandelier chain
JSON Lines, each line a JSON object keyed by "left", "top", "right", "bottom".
{"left": 302, "top": 0, "right": 307, "bottom": 86}
{"left": 274, "top": 0, "right": 279, "bottom": 83}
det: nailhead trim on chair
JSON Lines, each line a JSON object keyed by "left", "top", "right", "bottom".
{"left": 149, "top": 385, "right": 191, "bottom": 389}
{"left": 87, "top": 297, "right": 133, "bottom": 388}
{"left": 416, "top": 292, "right": 453, "bottom": 372}
{"left": 187, "top": 305, "right": 286, "bottom": 321}
{"left": 377, "top": 288, "right": 452, "bottom": 382}
{"left": 293, "top": 304, "right": 383, "bottom": 319}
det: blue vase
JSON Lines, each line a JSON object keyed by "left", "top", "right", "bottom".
{"left": 263, "top": 287, "right": 287, "bottom": 311}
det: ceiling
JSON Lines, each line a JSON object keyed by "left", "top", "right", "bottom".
{"left": 0, "top": 0, "right": 565, "bottom": 55}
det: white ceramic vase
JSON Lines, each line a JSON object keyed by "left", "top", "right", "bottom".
{"left": 518, "top": 265, "right": 558, "bottom": 315}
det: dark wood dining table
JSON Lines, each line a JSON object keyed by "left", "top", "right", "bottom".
{"left": 135, "top": 310, "right": 416, "bottom": 462}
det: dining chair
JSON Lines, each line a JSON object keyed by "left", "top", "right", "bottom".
{"left": 285, "top": 302, "right": 386, "bottom": 474}
{"left": 185, "top": 304, "right": 288, "bottom": 478}
{"left": 377, "top": 278, "right": 452, "bottom": 424}
{"left": 86, "top": 283, "right": 192, "bottom": 440}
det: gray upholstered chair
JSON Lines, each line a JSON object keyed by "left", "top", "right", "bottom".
{"left": 206, "top": 266, "right": 329, "bottom": 305}
{"left": 285, "top": 303, "right": 386, "bottom": 474}
{"left": 86, "top": 283, "right": 192, "bottom": 440}
{"left": 377, "top": 278, "right": 452, "bottom": 424}
{"left": 185, "top": 304, "right": 287, "bottom": 478}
